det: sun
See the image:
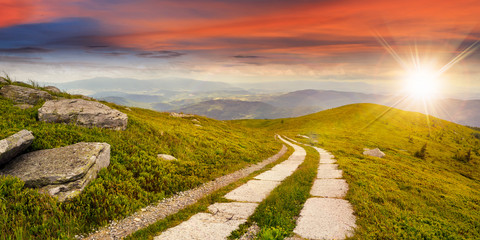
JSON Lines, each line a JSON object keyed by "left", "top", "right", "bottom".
{"left": 404, "top": 68, "right": 441, "bottom": 99}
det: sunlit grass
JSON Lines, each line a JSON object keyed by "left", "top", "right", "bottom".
{"left": 0, "top": 81, "right": 280, "bottom": 239}
{"left": 234, "top": 103, "right": 480, "bottom": 239}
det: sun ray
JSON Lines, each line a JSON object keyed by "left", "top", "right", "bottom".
{"left": 438, "top": 40, "right": 479, "bottom": 75}
{"left": 360, "top": 94, "right": 409, "bottom": 131}
{"left": 373, "top": 31, "right": 409, "bottom": 70}
{"left": 366, "top": 31, "right": 479, "bottom": 133}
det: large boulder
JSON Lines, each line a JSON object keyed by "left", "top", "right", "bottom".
{"left": 38, "top": 99, "right": 128, "bottom": 130}
{"left": 1, "top": 142, "right": 110, "bottom": 201}
{"left": 0, "top": 85, "right": 53, "bottom": 105}
{"left": 363, "top": 148, "right": 386, "bottom": 158}
{"left": 0, "top": 130, "right": 34, "bottom": 166}
{"left": 44, "top": 86, "right": 61, "bottom": 93}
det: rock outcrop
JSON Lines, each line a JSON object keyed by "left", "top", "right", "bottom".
{"left": 44, "top": 86, "right": 61, "bottom": 93}
{"left": 363, "top": 148, "right": 385, "bottom": 158}
{"left": 38, "top": 99, "right": 128, "bottom": 130}
{"left": 158, "top": 154, "right": 177, "bottom": 161}
{"left": 0, "top": 85, "right": 53, "bottom": 105}
{"left": 1, "top": 142, "right": 110, "bottom": 201}
{"left": 0, "top": 130, "right": 34, "bottom": 166}
{"left": 170, "top": 112, "right": 194, "bottom": 118}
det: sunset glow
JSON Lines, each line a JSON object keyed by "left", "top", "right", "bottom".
{"left": 0, "top": 0, "right": 478, "bottom": 97}
{"left": 405, "top": 69, "right": 440, "bottom": 99}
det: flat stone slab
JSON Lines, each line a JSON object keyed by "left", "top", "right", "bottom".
{"left": 154, "top": 212, "right": 245, "bottom": 240}
{"left": 294, "top": 198, "right": 356, "bottom": 240}
{"left": 320, "top": 153, "right": 334, "bottom": 158}
{"left": 208, "top": 202, "right": 258, "bottom": 220}
{"left": 254, "top": 169, "right": 293, "bottom": 182}
{"left": 225, "top": 179, "right": 280, "bottom": 202}
{"left": 310, "top": 179, "right": 348, "bottom": 198}
{"left": 0, "top": 129, "right": 34, "bottom": 166}
{"left": 317, "top": 169, "right": 343, "bottom": 179}
{"left": 320, "top": 157, "right": 337, "bottom": 164}
{"left": 318, "top": 164, "right": 338, "bottom": 170}
{"left": 1, "top": 142, "right": 110, "bottom": 201}
{"left": 278, "top": 136, "right": 306, "bottom": 157}
{"left": 254, "top": 161, "right": 302, "bottom": 181}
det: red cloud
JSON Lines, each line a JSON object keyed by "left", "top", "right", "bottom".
{"left": 0, "top": 0, "right": 35, "bottom": 27}
{"left": 102, "top": 0, "right": 480, "bottom": 55}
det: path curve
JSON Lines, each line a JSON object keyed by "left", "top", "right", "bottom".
{"left": 84, "top": 145, "right": 287, "bottom": 240}
{"left": 154, "top": 136, "right": 306, "bottom": 240}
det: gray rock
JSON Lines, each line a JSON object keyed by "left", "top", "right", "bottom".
{"left": 170, "top": 112, "right": 194, "bottom": 118}
{"left": 0, "top": 130, "right": 34, "bottom": 166}
{"left": 38, "top": 99, "right": 128, "bottom": 130}
{"left": 44, "top": 86, "right": 61, "bottom": 93}
{"left": 0, "top": 77, "right": 8, "bottom": 84}
{"left": 0, "top": 85, "right": 53, "bottom": 105}
{"left": 157, "top": 154, "right": 177, "bottom": 161}
{"left": 1, "top": 142, "right": 110, "bottom": 201}
{"left": 363, "top": 148, "right": 386, "bottom": 158}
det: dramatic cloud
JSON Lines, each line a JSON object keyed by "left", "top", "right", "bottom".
{"left": 0, "top": 17, "right": 106, "bottom": 49}
{"left": 136, "top": 51, "right": 185, "bottom": 58}
{"left": 0, "top": 0, "right": 479, "bottom": 96}
{"left": 233, "top": 55, "right": 263, "bottom": 59}
{"left": 0, "top": 47, "right": 53, "bottom": 53}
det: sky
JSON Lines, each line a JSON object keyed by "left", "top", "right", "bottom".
{"left": 0, "top": 0, "right": 479, "bottom": 97}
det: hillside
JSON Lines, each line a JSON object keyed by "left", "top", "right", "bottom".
{"left": 0, "top": 80, "right": 280, "bottom": 239}
{"left": 176, "top": 99, "right": 322, "bottom": 120}
{"left": 263, "top": 89, "right": 385, "bottom": 108}
{"left": 177, "top": 99, "right": 277, "bottom": 120}
{"left": 234, "top": 103, "right": 480, "bottom": 239}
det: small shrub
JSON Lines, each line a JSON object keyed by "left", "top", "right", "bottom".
{"left": 1, "top": 72, "right": 13, "bottom": 84}
{"left": 256, "top": 226, "right": 287, "bottom": 240}
{"left": 472, "top": 132, "right": 480, "bottom": 140}
{"left": 453, "top": 149, "right": 472, "bottom": 163}
{"left": 414, "top": 143, "right": 427, "bottom": 159}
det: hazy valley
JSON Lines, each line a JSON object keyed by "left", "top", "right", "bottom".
{"left": 52, "top": 77, "right": 480, "bottom": 127}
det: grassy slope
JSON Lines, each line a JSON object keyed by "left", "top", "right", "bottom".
{"left": 0, "top": 81, "right": 280, "bottom": 239}
{"left": 234, "top": 103, "right": 480, "bottom": 239}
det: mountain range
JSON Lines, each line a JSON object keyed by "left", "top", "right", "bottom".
{"left": 47, "top": 77, "right": 480, "bottom": 127}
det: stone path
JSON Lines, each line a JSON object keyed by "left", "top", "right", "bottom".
{"left": 293, "top": 145, "right": 356, "bottom": 240}
{"left": 84, "top": 145, "right": 287, "bottom": 240}
{"left": 154, "top": 136, "right": 306, "bottom": 240}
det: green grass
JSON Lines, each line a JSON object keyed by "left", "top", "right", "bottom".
{"left": 229, "top": 145, "right": 319, "bottom": 240}
{"left": 0, "top": 81, "right": 280, "bottom": 239}
{"left": 234, "top": 103, "right": 480, "bottom": 239}
{"left": 126, "top": 145, "right": 294, "bottom": 240}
